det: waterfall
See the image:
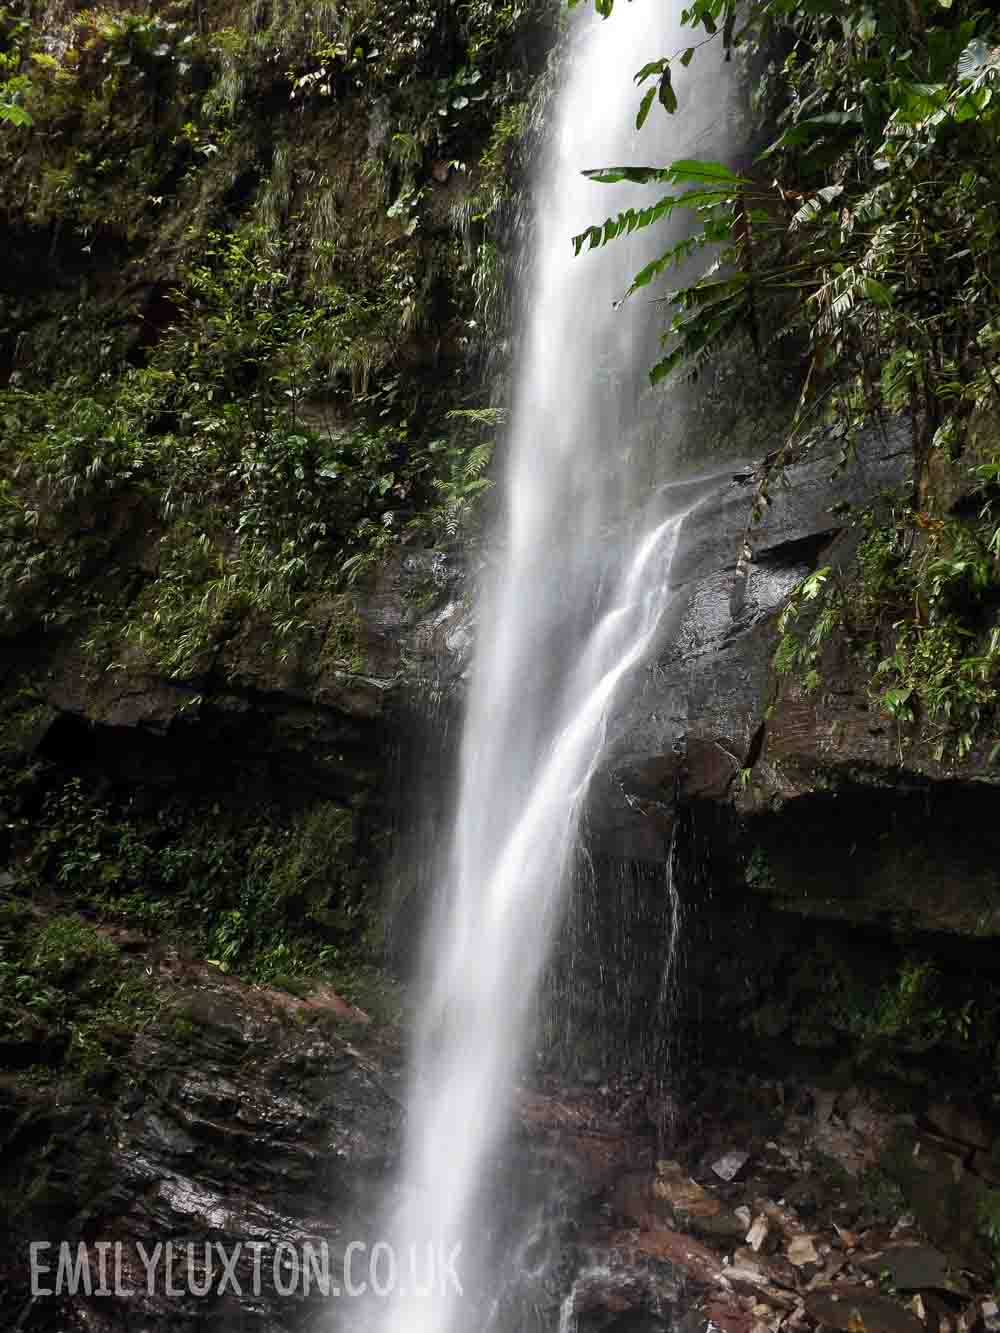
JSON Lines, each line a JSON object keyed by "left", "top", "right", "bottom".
{"left": 373, "top": 5, "right": 729, "bottom": 1330}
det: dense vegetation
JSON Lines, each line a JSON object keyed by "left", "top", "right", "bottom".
{"left": 578, "top": 0, "right": 1000, "bottom": 761}
{"left": 0, "top": 0, "right": 552, "bottom": 658}
{"left": 0, "top": 0, "right": 553, "bottom": 1057}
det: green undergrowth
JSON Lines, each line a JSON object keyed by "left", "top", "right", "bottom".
{"left": 750, "top": 935, "right": 1000, "bottom": 1091}
{"left": 774, "top": 447, "right": 1000, "bottom": 761}
{"left": 0, "top": 0, "right": 555, "bottom": 667}
{"left": 0, "top": 902, "right": 158, "bottom": 1086}
{"left": 0, "top": 764, "right": 400, "bottom": 1083}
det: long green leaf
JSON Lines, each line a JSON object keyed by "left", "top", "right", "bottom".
{"left": 636, "top": 86, "right": 656, "bottom": 130}
{"left": 634, "top": 59, "right": 667, "bottom": 84}
{"left": 572, "top": 184, "right": 740, "bottom": 256}
{"left": 582, "top": 159, "right": 750, "bottom": 186}
{"left": 658, "top": 65, "right": 678, "bottom": 114}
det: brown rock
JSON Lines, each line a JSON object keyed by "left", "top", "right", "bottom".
{"left": 805, "top": 1287, "right": 926, "bottom": 1333}
{"left": 612, "top": 1228, "right": 723, "bottom": 1285}
{"left": 971, "top": 1149, "right": 1000, "bottom": 1188}
{"left": 747, "top": 1214, "right": 770, "bottom": 1252}
{"left": 723, "top": 1250, "right": 799, "bottom": 1308}
{"left": 834, "top": 1225, "right": 860, "bottom": 1251}
{"left": 654, "top": 1159, "right": 720, "bottom": 1216}
{"left": 651, "top": 1161, "right": 747, "bottom": 1239}
{"left": 706, "top": 1295, "right": 753, "bottom": 1333}
{"left": 857, "top": 1245, "right": 969, "bottom": 1296}
{"left": 787, "top": 1235, "right": 820, "bottom": 1267}
{"left": 924, "top": 1103, "right": 993, "bottom": 1151}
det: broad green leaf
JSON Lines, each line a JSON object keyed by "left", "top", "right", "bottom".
{"left": 634, "top": 59, "right": 667, "bottom": 84}
{"left": 0, "top": 103, "right": 33, "bottom": 127}
{"left": 891, "top": 81, "right": 948, "bottom": 123}
{"left": 583, "top": 159, "right": 748, "bottom": 186}
{"left": 658, "top": 65, "right": 678, "bottom": 114}
{"left": 863, "top": 277, "right": 892, "bottom": 307}
{"left": 636, "top": 86, "right": 656, "bottom": 131}
{"left": 953, "top": 87, "right": 992, "bottom": 122}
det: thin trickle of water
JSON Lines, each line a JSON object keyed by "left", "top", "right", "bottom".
{"left": 372, "top": 5, "right": 730, "bottom": 1331}
{"left": 654, "top": 825, "right": 684, "bottom": 1060}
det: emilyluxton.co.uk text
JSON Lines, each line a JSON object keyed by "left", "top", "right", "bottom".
{"left": 29, "top": 1240, "right": 463, "bottom": 1299}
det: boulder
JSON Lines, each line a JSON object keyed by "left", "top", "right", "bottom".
{"left": 805, "top": 1287, "right": 925, "bottom": 1333}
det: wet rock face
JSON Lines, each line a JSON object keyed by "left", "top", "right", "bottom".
{"left": 0, "top": 544, "right": 469, "bottom": 837}
{"left": 0, "top": 959, "right": 402, "bottom": 1332}
{"left": 591, "top": 426, "right": 912, "bottom": 861}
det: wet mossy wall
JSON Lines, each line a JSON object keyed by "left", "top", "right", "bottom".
{"left": 0, "top": 0, "right": 555, "bottom": 671}
{"left": 0, "top": 0, "right": 554, "bottom": 1078}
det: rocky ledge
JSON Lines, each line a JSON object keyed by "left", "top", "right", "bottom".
{"left": 0, "top": 924, "right": 401, "bottom": 1333}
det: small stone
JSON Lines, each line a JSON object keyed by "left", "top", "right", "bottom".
{"left": 747, "top": 1215, "right": 770, "bottom": 1253}
{"left": 714, "top": 1150, "right": 752, "bottom": 1182}
{"left": 777, "top": 1144, "right": 804, "bottom": 1171}
{"left": 787, "top": 1236, "right": 820, "bottom": 1267}
{"left": 833, "top": 1225, "right": 859, "bottom": 1251}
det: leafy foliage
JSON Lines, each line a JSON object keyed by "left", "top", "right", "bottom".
{"left": 576, "top": 0, "right": 1000, "bottom": 753}
{"left": 0, "top": 0, "right": 554, "bottom": 669}
{"left": 0, "top": 898, "right": 157, "bottom": 1083}
{"left": 775, "top": 488, "right": 1000, "bottom": 759}
{"left": 1, "top": 770, "right": 387, "bottom": 1004}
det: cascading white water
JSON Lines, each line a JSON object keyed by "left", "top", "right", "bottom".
{"left": 373, "top": 6, "right": 729, "bottom": 1331}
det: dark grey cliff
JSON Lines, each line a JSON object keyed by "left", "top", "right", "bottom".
{"left": 584, "top": 422, "right": 913, "bottom": 860}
